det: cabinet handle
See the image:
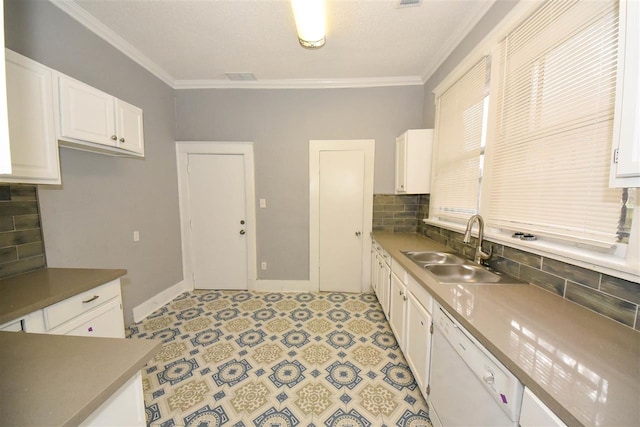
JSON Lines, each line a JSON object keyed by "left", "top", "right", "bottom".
{"left": 111, "top": 135, "right": 117, "bottom": 141}
{"left": 119, "top": 137, "right": 125, "bottom": 143}
{"left": 82, "top": 295, "right": 99, "bottom": 303}
{"left": 240, "top": 230, "right": 246, "bottom": 235}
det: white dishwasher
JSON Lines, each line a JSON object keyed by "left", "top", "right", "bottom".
{"left": 428, "top": 305, "right": 523, "bottom": 426}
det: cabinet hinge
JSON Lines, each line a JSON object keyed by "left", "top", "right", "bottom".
{"left": 192, "top": 272, "right": 196, "bottom": 285}
{"left": 614, "top": 148, "right": 619, "bottom": 164}
{"left": 430, "top": 322, "right": 434, "bottom": 334}
{"left": 426, "top": 384, "right": 431, "bottom": 395}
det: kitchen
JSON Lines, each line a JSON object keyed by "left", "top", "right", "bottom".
{"left": 1, "top": 0, "right": 639, "bottom": 426}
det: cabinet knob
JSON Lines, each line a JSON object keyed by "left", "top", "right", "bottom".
{"left": 119, "top": 137, "right": 125, "bottom": 143}
{"left": 111, "top": 135, "right": 117, "bottom": 141}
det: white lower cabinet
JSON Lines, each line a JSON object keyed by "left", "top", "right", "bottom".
{"left": 389, "top": 264, "right": 408, "bottom": 351}
{"left": 80, "top": 371, "right": 146, "bottom": 427}
{"left": 377, "top": 253, "right": 391, "bottom": 318}
{"left": 405, "top": 291, "right": 432, "bottom": 401}
{"left": 520, "top": 387, "right": 567, "bottom": 427}
{"left": 43, "top": 279, "right": 125, "bottom": 338}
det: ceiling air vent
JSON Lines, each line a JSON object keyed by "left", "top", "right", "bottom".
{"left": 398, "top": 0, "right": 422, "bottom": 7}
{"left": 225, "top": 72, "right": 257, "bottom": 81}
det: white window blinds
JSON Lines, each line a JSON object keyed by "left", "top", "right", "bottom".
{"left": 430, "top": 57, "right": 488, "bottom": 222}
{"left": 486, "top": 0, "right": 622, "bottom": 247}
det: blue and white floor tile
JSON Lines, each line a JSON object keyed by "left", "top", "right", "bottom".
{"left": 127, "top": 290, "right": 431, "bottom": 427}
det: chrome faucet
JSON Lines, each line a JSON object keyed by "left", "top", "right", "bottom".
{"left": 463, "top": 215, "right": 492, "bottom": 264}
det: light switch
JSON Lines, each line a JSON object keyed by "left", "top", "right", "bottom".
{"left": 260, "top": 199, "right": 267, "bottom": 208}
{"left": 133, "top": 231, "right": 140, "bottom": 242}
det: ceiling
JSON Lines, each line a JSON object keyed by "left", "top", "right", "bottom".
{"left": 52, "top": 0, "right": 495, "bottom": 89}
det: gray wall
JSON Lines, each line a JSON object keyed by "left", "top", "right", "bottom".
{"left": 176, "top": 86, "right": 424, "bottom": 280}
{"left": 422, "top": 0, "right": 519, "bottom": 127}
{"left": 4, "top": 0, "right": 183, "bottom": 324}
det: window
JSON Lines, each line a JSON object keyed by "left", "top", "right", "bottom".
{"left": 430, "top": 57, "right": 489, "bottom": 223}
{"left": 429, "top": 0, "right": 638, "bottom": 276}
{"left": 485, "top": 0, "right": 623, "bottom": 248}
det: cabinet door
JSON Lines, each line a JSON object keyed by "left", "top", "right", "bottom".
{"left": 59, "top": 76, "right": 117, "bottom": 147}
{"left": 370, "top": 249, "right": 378, "bottom": 293}
{"left": 389, "top": 272, "right": 407, "bottom": 351}
{"left": 378, "top": 258, "right": 391, "bottom": 319}
{"left": 406, "top": 292, "right": 432, "bottom": 400}
{"left": 1, "top": 50, "right": 60, "bottom": 184}
{"left": 116, "top": 99, "right": 144, "bottom": 156}
{"left": 520, "top": 387, "right": 567, "bottom": 427}
{"left": 0, "top": 8, "right": 11, "bottom": 175}
{"left": 47, "top": 298, "right": 125, "bottom": 339}
{"left": 395, "top": 133, "right": 407, "bottom": 192}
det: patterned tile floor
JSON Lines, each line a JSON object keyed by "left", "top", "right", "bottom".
{"left": 127, "top": 290, "right": 431, "bottom": 427}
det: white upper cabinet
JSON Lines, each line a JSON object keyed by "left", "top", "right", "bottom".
{"left": 59, "top": 76, "right": 117, "bottom": 147}
{"left": 395, "top": 129, "right": 433, "bottom": 194}
{"left": 58, "top": 75, "right": 144, "bottom": 157}
{"left": 0, "top": 50, "right": 60, "bottom": 185}
{"left": 116, "top": 99, "right": 144, "bottom": 156}
{"left": 0, "top": 3, "right": 11, "bottom": 175}
{"left": 611, "top": 0, "right": 640, "bottom": 187}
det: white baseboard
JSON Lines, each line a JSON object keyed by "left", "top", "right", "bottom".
{"left": 252, "top": 280, "right": 316, "bottom": 293}
{"left": 132, "top": 280, "right": 191, "bottom": 323}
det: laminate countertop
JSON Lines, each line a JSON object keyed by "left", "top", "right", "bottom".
{"left": 0, "top": 267, "right": 161, "bottom": 426}
{"left": 0, "top": 268, "right": 127, "bottom": 325}
{"left": 372, "top": 232, "right": 640, "bottom": 427}
{"left": 0, "top": 331, "right": 160, "bottom": 426}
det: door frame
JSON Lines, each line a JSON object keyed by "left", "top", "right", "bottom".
{"left": 309, "top": 140, "right": 375, "bottom": 292}
{"left": 176, "top": 141, "right": 257, "bottom": 291}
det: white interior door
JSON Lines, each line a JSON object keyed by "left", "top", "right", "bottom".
{"left": 319, "top": 150, "right": 365, "bottom": 292}
{"left": 311, "top": 140, "right": 375, "bottom": 294}
{"left": 187, "top": 153, "right": 248, "bottom": 289}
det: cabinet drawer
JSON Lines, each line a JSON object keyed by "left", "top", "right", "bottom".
{"left": 44, "top": 279, "right": 121, "bottom": 330}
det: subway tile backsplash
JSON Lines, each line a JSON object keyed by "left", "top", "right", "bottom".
{"left": 0, "top": 185, "right": 46, "bottom": 279}
{"left": 375, "top": 193, "right": 640, "bottom": 331}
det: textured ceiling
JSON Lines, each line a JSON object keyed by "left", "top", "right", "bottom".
{"left": 58, "top": 0, "right": 495, "bottom": 88}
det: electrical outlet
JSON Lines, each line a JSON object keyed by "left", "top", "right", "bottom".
{"left": 260, "top": 199, "right": 267, "bottom": 208}
{"left": 261, "top": 262, "right": 267, "bottom": 270}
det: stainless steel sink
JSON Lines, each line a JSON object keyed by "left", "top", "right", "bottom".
{"left": 402, "top": 251, "right": 467, "bottom": 265}
{"left": 424, "top": 264, "right": 501, "bottom": 283}
{"left": 401, "top": 250, "right": 523, "bottom": 285}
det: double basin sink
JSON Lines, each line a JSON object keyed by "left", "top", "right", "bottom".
{"left": 402, "top": 251, "right": 523, "bottom": 285}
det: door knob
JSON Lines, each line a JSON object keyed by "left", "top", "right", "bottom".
{"left": 240, "top": 230, "right": 246, "bottom": 235}
{"left": 355, "top": 231, "right": 362, "bottom": 236}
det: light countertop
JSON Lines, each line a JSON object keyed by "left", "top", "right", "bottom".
{"left": 0, "top": 267, "right": 161, "bottom": 426}
{"left": 372, "top": 231, "right": 640, "bottom": 427}
{"left": 0, "top": 331, "right": 160, "bottom": 426}
{"left": 0, "top": 268, "right": 127, "bottom": 325}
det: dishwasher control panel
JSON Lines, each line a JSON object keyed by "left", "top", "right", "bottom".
{"left": 434, "top": 306, "right": 524, "bottom": 422}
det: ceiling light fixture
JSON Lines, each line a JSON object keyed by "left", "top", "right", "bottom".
{"left": 290, "top": 0, "right": 326, "bottom": 49}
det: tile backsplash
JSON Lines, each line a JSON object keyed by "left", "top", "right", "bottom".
{"left": 375, "top": 193, "right": 640, "bottom": 331}
{"left": 0, "top": 185, "right": 46, "bottom": 279}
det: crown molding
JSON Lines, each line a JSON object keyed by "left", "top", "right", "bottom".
{"left": 51, "top": 0, "right": 426, "bottom": 90}
{"left": 421, "top": 0, "right": 496, "bottom": 84}
{"left": 173, "top": 76, "right": 425, "bottom": 90}
{"left": 51, "top": 0, "right": 176, "bottom": 88}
